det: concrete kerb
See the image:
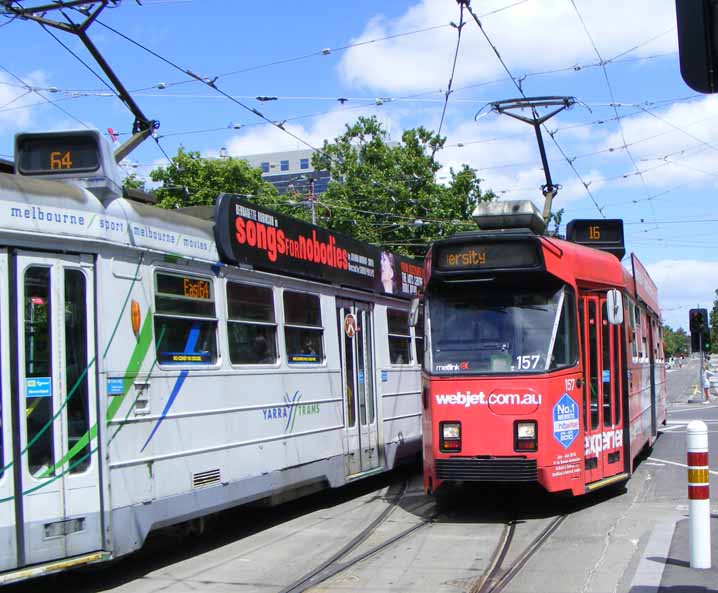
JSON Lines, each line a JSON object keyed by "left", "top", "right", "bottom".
{"left": 627, "top": 516, "right": 682, "bottom": 593}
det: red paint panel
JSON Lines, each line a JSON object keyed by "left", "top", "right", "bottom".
{"left": 688, "top": 451, "right": 708, "bottom": 466}
{"left": 688, "top": 485, "right": 710, "bottom": 500}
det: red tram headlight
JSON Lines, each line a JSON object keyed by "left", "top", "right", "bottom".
{"left": 514, "top": 420, "right": 537, "bottom": 452}
{"left": 440, "top": 421, "right": 461, "bottom": 452}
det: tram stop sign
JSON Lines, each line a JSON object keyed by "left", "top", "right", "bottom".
{"left": 552, "top": 393, "right": 579, "bottom": 449}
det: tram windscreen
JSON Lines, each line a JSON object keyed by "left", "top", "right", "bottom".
{"left": 427, "top": 284, "right": 577, "bottom": 374}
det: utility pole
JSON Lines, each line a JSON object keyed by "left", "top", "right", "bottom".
{"left": 486, "top": 96, "right": 576, "bottom": 225}
{"left": 308, "top": 176, "right": 316, "bottom": 225}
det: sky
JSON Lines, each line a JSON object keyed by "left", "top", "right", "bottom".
{"left": 0, "top": 0, "right": 716, "bottom": 330}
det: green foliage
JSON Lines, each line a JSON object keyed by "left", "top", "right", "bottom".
{"left": 663, "top": 325, "right": 689, "bottom": 358}
{"left": 547, "top": 208, "right": 564, "bottom": 237}
{"left": 311, "top": 116, "right": 495, "bottom": 257}
{"left": 123, "top": 173, "right": 145, "bottom": 191}
{"left": 149, "top": 147, "right": 279, "bottom": 209}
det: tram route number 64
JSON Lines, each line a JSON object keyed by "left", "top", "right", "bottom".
{"left": 50, "top": 151, "right": 72, "bottom": 170}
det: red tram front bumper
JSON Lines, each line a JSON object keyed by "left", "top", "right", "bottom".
{"left": 422, "top": 373, "right": 586, "bottom": 496}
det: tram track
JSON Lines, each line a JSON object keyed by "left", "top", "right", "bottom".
{"left": 470, "top": 514, "right": 566, "bottom": 593}
{"left": 277, "top": 478, "right": 435, "bottom": 593}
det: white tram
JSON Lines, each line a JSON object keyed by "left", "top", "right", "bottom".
{"left": 0, "top": 130, "right": 424, "bottom": 584}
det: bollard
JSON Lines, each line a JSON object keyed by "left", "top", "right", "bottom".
{"left": 687, "top": 419, "right": 711, "bottom": 569}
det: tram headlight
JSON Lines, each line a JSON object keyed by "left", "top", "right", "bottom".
{"left": 515, "top": 420, "right": 537, "bottom": 452}
{"left": 440, "top": 421, "right": 461, "bottom": 452}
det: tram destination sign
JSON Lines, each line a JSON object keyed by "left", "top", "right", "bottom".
{"left": 435, "top": 239, "right": 542, "bottom": 271}
{"left": 214, "top": 194, "right": 423, "bottom": 298}
{"left": 16, "top": 131, "right": 101, "bottom": 175}
{"left": 565, "top": 219, "right": 625, "bottom": 260}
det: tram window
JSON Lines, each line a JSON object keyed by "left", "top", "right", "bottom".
{"left": 387, "top": 309, "right": 411, "bottom": 365}
{"left": 628, "top": 300, "right": 638, "bottom": 358}
{"left": 601, "top": 302, "right": 613, "bottom": 428}
{"left": 641, "top": 311, "right": 648, "bottom": 359}
{"left": 588, "top": 300, "right": 600, "bottom": 430}
{"left": 227, "top": 282, "right": 278, "bottom": 364}
{"left": 578, "top": 299, "right": 586, "bottom": 430}
{"left": 613, "top": 324, "right": 622, "bottom": 426}
{"left": 550, "top": 290, "right": 578, "bottom": 369}
{"left": 65, "top": 270, "right": 91, "bottom": 473}
{"left": 154, "top": 272, "right": 218, "bottom": 365}
{"left": 284, "top": 291, "right": 324, "bottom": 363}
{"left": 415, "top": 304, "right": 425, "bottom": 367}
{"left": 24, "top": 267, "right": 55, "bottom": 477}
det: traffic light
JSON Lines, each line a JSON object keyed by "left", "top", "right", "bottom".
{"left": 689, "top": 308, "right": 710, "bottom": 352}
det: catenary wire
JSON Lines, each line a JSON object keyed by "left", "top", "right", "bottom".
{"left": 463, "top": 0, "right": 606, "bottom": 217}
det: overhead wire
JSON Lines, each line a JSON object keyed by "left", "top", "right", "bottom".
{"left": 0, "top": 63, "right": 89, "bottom": 128}
{"left": 569, "top": 0, "right": 658, "bottom": 228}
{"left": 94, "top": 18, "right": 339, "bottom": 165}
{"left": 463, "top": 0, "right": 606, "bottom": 218}
{"left": 435, "top": 1, "right": 466, "bottom": 146}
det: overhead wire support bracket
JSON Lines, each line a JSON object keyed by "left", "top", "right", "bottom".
{"left": 1, "top": 0, "right": 158, "bottom": 163}
{"left": 484, "top": 96, "right": 577, "bottom": 223}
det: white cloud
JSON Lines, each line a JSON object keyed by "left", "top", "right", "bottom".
{"left": 597, "top": 95, "right": 718, "bottom": 190}
{"left": 646, "top": 259, "right": 718, "bottom": 330}
{"left": 0, "top": 70, "right": 51, "bottom": 133}
{"left": 338, "top": 0, "right": 676, "bottom": 93}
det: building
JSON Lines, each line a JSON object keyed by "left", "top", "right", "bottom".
{"left": 238, "top": 148, "right": 331, "bottom": 196}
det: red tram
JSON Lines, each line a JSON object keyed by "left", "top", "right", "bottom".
{"left": 419, "top": 202, "right": 666, "bottom": 497}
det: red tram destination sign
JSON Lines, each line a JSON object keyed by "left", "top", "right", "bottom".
{"left": 214, "top": 194, "right": 423, "bottom": 298}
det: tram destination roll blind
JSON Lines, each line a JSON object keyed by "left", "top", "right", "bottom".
{"left": 436, "top": 240, "right": 541, "bottom": 271}
{"left": 565, "top": 219, "right": 625, "bottom": 260}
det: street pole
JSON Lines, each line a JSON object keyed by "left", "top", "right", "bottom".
{"left": 308, "top": 177, "right": 316, "bottom": 225}
{"left": 687, "top": 420, "right": 711, "bottom": 569}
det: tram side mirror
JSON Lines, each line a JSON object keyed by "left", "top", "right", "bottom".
{"left": 606, "top": 289, "right": 624, "bottom": 325}
{"left": 676, "top": 0, "right": 718, "bottom": 93}
{"left": 409, "top": 297, "right": 420, "bottom": 327}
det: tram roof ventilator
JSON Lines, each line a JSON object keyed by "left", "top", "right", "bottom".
{"left": 471, "top": 200, "right": 546, "bottom": 235}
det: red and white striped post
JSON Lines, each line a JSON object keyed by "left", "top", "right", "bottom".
{"left": 687, "top": 419, "right": 711, "bottom": 569}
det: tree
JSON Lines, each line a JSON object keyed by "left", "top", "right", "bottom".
{"left": 311, "top": 116, "right": 495, "bottom": 257}
{"left": 123, "top": 173, "right": 145, "bottom": 191}
{"left": 663, "top": 325, "right": 689, "bottom": 358}
{"left": 149, "top": 147, "right": 279, "bottom": 209}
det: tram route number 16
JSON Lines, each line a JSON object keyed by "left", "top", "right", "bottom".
{"left": 50, "top": 151, "right": 73, "bottom": 170}
{"left": 589, "top": 225, "right": 601, "bottom": 240}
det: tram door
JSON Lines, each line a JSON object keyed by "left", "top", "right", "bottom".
{"left": 10, "top": 252, "right": 102, "bottom": 567}
{"left": 0, "top": 251, "right": 17, "bottom": 572}
{"left": 336, "top": 299, "right": 380, "bottom": 477}
{"left": 580, "top": 295, "right": 625, "bottom": 485}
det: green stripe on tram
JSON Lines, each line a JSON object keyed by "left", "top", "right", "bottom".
{"left": 106, "top": 313, "right": 154, "bottom": 422}
{"left": 37, "top": 313, "right": 155, "bottom": 478}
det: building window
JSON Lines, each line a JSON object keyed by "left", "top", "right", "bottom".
{"left": 154, "top": 273, "right": 218, "bottom": 365}
{"left": 387, "top": 309, "right": 411, "bottom": 365}
{"left": 227, "top": 282, "right": 278, "bottom": 364}
{"left": 284, "top": 291, "right": 323, "bottom": 363}
{"left": 280, "top": 160, "right": 289, "bottom": 172}
{"left": 261, "top": 162, "right": 270, "bottom": 173}
{"left": 300, "top": 158, "right": 309, "bottom": 170}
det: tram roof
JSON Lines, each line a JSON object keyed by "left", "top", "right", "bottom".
{"left": 541, "top": 235, "right": 660, "bottom": 316}
{"left": 0, "top": 172, "right": 219, "bottom": 262}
